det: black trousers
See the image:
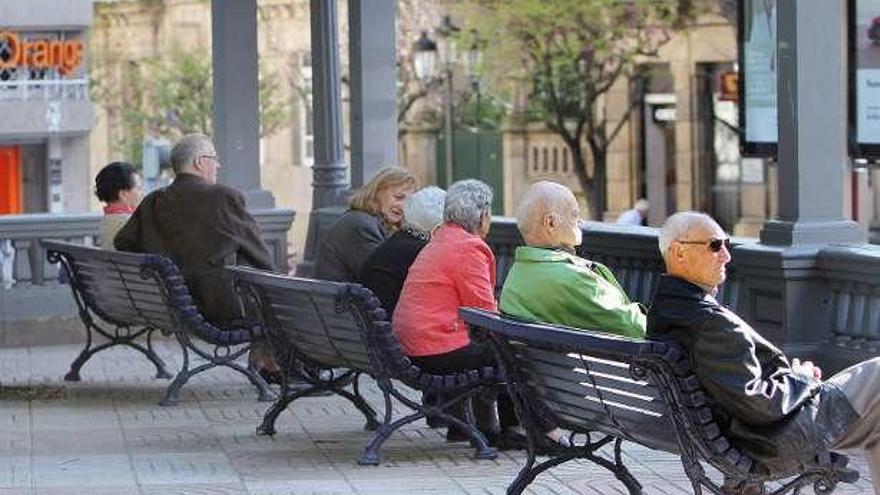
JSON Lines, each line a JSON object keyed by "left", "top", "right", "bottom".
{"left": 412, "top": 342, "right": 517, "bottom": 429}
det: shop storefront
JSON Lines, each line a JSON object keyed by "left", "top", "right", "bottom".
{"left": 0, "top": 0, "right": 94, "bottom": 215}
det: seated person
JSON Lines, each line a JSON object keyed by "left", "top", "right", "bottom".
{"left": 394, "top": 180, "right": 566, "bottom": 446}
{"left": 360, "top": 186, "right": 445, "bottom": 315}
{"left": 649, "top": 212, "right": 879, "bottom": 493}
{"left": 314, "top": 167, "right": 416, "bottom": 282}
{"left": 115, "top": 134, "right": 279, "bottom": 379}
{"left": 94, "top": 161, "right": 142, "bottom": 250}
{"left": 500, "top": 181, "right": 645, "bottom": 338}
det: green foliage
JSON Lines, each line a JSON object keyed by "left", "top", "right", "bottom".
{"left": 460, "top": 0, "right": 709, "bottom": 218}
{"left": 92, "top": 48, "right": 290, "bottom": 164}
{"left": 454, "top": 90, "right": 510, "bottom": 130}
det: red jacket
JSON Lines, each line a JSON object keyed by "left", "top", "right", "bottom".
{"left": 392, "top": 223, "right": 497, "bottom": 356}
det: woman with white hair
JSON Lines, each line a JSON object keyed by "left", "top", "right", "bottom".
{"left": 360, "top": 186, "right": 446, "bottom": 314}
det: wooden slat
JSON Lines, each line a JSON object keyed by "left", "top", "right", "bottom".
{"left": 523, "top": 359, "right": 661, "bottom": 405}
{"left": 534, "top": 374, "right": 666, "bottom": 416}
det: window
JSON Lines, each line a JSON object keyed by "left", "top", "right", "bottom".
{"left": 298, "top": 53, "right": 313, "bottom": 167}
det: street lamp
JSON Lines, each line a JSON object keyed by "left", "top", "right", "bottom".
{"left": 412, "top": 15, "right": 476, "bottom": 187}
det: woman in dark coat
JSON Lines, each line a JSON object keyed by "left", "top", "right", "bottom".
{"left": 360, "top": 186, "right": 446, "bottom": 314}
{"left": 314, "top": 167, "right": 416, "bottom": 282}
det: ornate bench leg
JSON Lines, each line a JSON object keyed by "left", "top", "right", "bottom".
{"left": 145, "top": 328, "right": 172, "bottom": 379}
{"left": 358, "top": 386, "right": 399, "bottom": 466}
{"left": 333, "top": 378, "right": 379, "bottom": 431}
{"left": 225, "top": 360, "right": 276, "bottom": 402}
{"left": 160, "top": 334, "right": 192, "bottom": 406}
{"left": 257, "top": 384, "right": 314, "bottom": 436}
{"left": 64, "top": 315, "right": 96, "bottom": 381}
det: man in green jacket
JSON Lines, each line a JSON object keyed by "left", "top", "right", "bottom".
{"left": 500, "top": 181, "right": 646, "bottom": 338}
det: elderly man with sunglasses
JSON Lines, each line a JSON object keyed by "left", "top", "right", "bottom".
{"left": 649, "top": 212, "right": 880, "bottom": 493}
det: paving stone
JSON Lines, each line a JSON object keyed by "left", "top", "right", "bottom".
{"left": 31, "top": 454, "right": 136, "bottom": 487}
{"left": 0, "top": 341, "right": 873, "bottom": 494}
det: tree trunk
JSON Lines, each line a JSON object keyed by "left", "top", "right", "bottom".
{"left": 590, "top": 146, "right": 608, "bottom": 222}
{"left": 567, "top": 140, "right": 599, "bottom": 220}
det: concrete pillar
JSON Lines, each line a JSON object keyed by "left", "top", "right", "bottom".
{"left": 211, "top": 0, "right": 274, "bottom": 208}
{"left": 759, "top": 0, "right": 863, "bottom": 245}
{"left": 348, "top": 0, "right": 398, "bottom": 187}
{"left": 732, "top": 0, "right": 866, "bottom": 360}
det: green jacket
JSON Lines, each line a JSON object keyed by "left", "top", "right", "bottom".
{"left": 499, "top": 246, "right": 646, "bottom": 339}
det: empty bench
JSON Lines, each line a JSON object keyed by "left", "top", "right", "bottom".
{"left": 230, "top": 266, "right": 503, "bottom": 465}
{"left": 460, "top": 308, "right": 858, "bottom": 495}
{"left": 43, "top": 240, "right": 274, "bottom": 406}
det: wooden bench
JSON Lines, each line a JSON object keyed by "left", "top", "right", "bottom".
{"left": 229, "top": 266, "right": 503, "bottom": 465}
{"left": 43, "top": 240, "right": 275, "bottom": 406}
{"left": 460, "top": 308, "right": 859, "bottom": 495}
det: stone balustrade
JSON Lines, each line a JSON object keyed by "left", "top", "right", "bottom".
{"left": 0, "top": 209, "right": 295, "bottom": 288}
{"left": 487, "top": 218, "right": 878, "bottom": 370}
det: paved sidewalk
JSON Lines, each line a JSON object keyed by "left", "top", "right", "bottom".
{"left": 0, "top": 341, "right": 872, "bottom": 495}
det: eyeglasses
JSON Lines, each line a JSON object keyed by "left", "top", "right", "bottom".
{"left": 199, "top": 154, "right": 218, "bottom": 161}
{"left": 676, "top": 238, "right": 730, "bottom": 253}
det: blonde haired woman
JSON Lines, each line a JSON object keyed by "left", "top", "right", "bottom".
{"left": 314, "top": 166, "right": 416, "bottom": 282}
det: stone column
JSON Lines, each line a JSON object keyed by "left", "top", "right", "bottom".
{"left": 211, "top": 0, "right": 274, "bottom": 208}
{"left": 733, "top": 0, "right": 865, "bottom": 360}
{"left": 759, "top": 0, "right": 862, "bottom": 245}
{"left": 348, "top": 0, "right": 398, "bottom": 187}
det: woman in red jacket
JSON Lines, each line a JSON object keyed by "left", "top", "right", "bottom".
{"left": 394, "top": 180, "right": 566, "bottom": 448}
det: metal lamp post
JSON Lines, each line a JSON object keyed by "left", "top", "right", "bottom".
{"left": 412, "top": 17, "right": 483, "bottom": 187}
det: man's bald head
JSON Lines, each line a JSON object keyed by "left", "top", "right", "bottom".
{"left": 516, "top": 181, "right": 582, "bottom": 249}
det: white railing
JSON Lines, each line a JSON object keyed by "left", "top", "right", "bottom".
{"left": 0, "top": 79, "right": 89, "bottom": 102}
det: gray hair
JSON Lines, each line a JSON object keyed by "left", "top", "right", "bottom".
{"left": 170, "top": 133, "right": 215, "bottom": 174}
{"left": 658, "top": 211, "right": 717, "bottom": 258}
{"left": 516, "top": 181, "right": 575, "bottom": 245}
{"left": 444, "top": 179, "right": 493, "bottom": 233}
{"left": 404, "top": 186, "right": 446, "bottom": 233}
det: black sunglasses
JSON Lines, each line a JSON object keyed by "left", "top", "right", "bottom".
{"left": 676, "top": 238, "right": 731, "bottom": 253}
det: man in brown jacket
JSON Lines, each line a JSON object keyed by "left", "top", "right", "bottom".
{"left": 115, "top": 134, "right": 277, "bottom": 371}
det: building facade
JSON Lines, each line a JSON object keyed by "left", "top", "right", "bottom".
{"left": 0, "top": 0, "right": 94, "bottom": 215}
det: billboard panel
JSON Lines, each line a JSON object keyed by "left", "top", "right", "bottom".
{"left": 850, "top": 0, "right": 880, "bottom": 158}
{"left": 739, "top": 0, "right": 778, "bottom": 157}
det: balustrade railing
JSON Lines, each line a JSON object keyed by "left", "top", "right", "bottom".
{"left": 487, "top": 217, "right": 880, "bottom": 364}
{"left": 0, "top": 209, "right": 295, "bottom": 288}
{"left": 0, "top": 79, "right": 90, "bottom": 102}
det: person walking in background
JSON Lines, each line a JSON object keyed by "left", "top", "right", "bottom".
{"left": 314, "top": 167, "right": 416, "bottom": 282}
{"left": 360, "top": 186, "right": 445, "bottom": 315}
{"left": 94, "top": 161, "right": 141, "bottom": 250}
{"left": 616, "top": 198, "right": 649, "bottom": 226}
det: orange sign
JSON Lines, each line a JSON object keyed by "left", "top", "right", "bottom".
{"left": 0, "top": 31, "right": 84, "bottom": 76}
{"left": 719, "top": 71, "right": 739, "bottom": 102}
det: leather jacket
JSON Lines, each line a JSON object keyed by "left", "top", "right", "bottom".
{"left": 647, "top": 275, "right": 858, "bottom": 472}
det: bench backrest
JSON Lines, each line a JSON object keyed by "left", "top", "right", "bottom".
{"left": 460, "top": 308, "right": 755, "bottom": 473}
{"left": 44, "top": 240, "right": 186, "bottom": 333}
{"left": 43, "top": 240, "right": 254, "bottom": 346}
{"left": 460, "top": 308, "right": 678, "bottom": 450}
{"left": 230, "top": 267, "right": 397, "bottom": 374}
